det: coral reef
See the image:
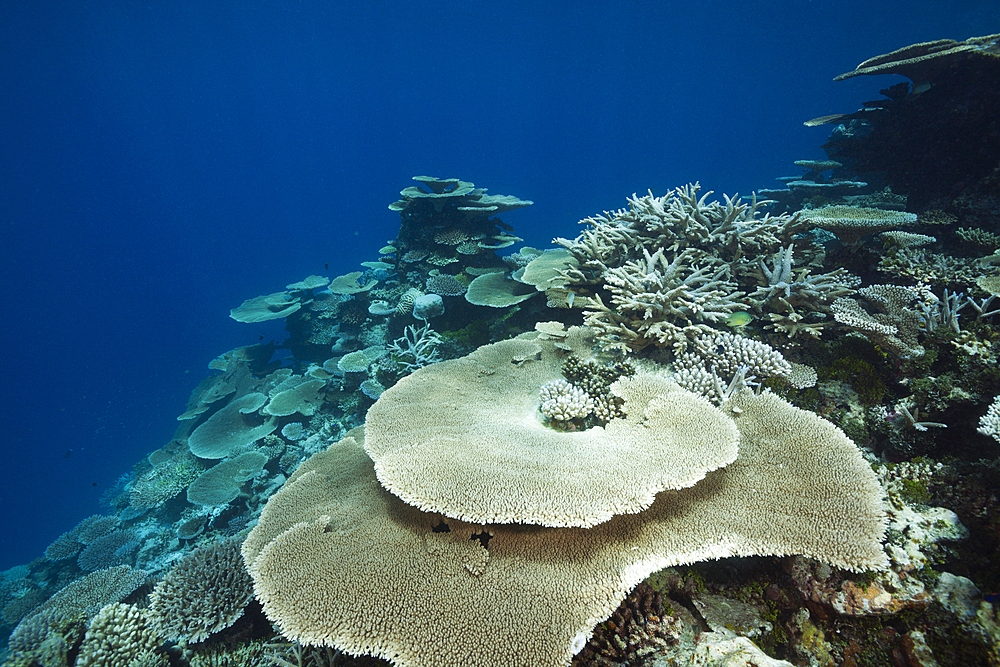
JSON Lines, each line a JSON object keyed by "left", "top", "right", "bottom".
{"left": 7, "top": 156, "right": 1000, "bottom": 667}
{"left": 815, "top": 33, "right": 1000, "bottom": 210}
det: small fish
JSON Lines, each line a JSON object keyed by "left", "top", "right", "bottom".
{"left": 726, "top": 311, "right": 753, "bottom": 328}
{"left": 325, "top": 262, "right": 329, "bottom": 271}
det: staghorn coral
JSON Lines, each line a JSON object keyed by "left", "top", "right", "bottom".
{"left": 671, "top": 359, "right": 733, "bottom": 404}
{"left": 747, "top": 243, "right": 860, "bottom": 338}
{"left": 386, "top": 322, "right": 443, "bottom": 373}
{"left": 605, "top": 248, "right": 743, "bottom": 325}
{"left": 556, "top": 184, "right": 805, "bottom": 274}
{"left": 147, "top": 536, "right": 254, "bottom": 644}
{"left": 553, "top": 184, "right": 828, "bottom": 353}
{"left": 583, "top": 248, "right": 744, "bottom": 353}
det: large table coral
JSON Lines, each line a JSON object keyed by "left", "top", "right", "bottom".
{"left": 243, "top": 326, "right": 887, "bottom": 667}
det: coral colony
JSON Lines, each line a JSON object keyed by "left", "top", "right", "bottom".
{"left": 6, "top": 33, "right": 1000, "bottom": 667}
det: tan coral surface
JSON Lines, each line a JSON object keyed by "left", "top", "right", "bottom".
{"left": 363, "top": 327, "right": 740, "bottom": 527}
{"left": 244, "top": 385, "right": 887, "bottom": 667}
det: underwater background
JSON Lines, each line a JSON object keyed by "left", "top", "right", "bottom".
{"left": 0, "top": 0, "right": 998, "bottom": 574}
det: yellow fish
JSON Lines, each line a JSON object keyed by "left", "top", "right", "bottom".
{"left": 726, "top": 311, "right": 753, "bottom": 328}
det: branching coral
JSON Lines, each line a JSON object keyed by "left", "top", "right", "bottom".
{"left": 979, "top": 395, "right": 1000, "bottom": 443}
{"left": 582, "top": 248, "right": 744, "bottom": 353}
{"left": 747, "top": 244, "right": 860, "bottom": 338}
{"left": 604, "top": 248, "right": 744, "bottom": 326}
{"left": 553, "top": 184, "right": 833, "bottom": 353}
{"left": 387, "top": 322, "right": 443, "bottom": 373}
{"left": 833, "top": 285, "right": 926, "bottom": 358}
{"left": 539, "top": 379, "right": 595, "bottom": 424}
{"left": 556, "top": 184, "right": 806, "bottom": 272}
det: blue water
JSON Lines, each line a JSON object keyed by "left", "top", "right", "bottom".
{"left": 0, "top": 0, "right": 996, "bottom": 570}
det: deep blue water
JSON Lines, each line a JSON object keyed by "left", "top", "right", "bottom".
{"left": 0, "top": 0, "right": 996, "bottom": 570}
